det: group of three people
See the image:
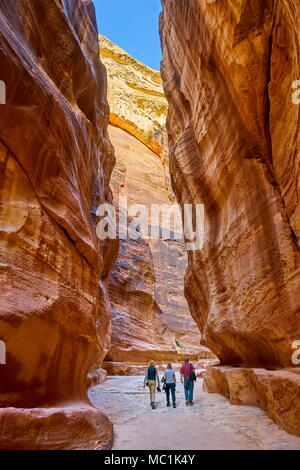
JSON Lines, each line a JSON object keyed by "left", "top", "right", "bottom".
{"left": 143, "top": 358, "right": 196, "bottom": 409}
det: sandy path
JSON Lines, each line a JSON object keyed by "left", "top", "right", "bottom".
{"left": 89, "top": 374, "right": 300, "bottom": 450}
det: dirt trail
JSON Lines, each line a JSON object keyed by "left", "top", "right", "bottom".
{"left": 89, "top": 374, "right": 300, "bottom": 450}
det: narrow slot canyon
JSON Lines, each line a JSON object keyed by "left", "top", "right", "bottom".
{"left": 0, "top": 0, "right": 300, "bottom": 452}
{"left": 99, "top": 35, "right": 216, "bottom": 375}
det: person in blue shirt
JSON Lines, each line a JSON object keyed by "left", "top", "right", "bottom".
{"left": 162, "top": 363, "right": 176, "bottom": 408}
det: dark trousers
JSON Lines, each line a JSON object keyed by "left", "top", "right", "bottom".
{"left": 165, "top": 383, "right": 176, "bottom": 404}
{"left": 184, "top": 378, "right": 194, "bottom": 403}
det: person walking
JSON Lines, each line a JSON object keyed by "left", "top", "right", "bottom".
{"left": 162, "top": 363, "right": 176, "bottom": 408}
{"left": 180, "top": 358, "right": 196, "bottom": 405}
{"left": 144, "top": 360, "right": 160, "bottom": 409}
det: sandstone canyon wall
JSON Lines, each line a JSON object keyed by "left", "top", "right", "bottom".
{"left": 100, "top": 36, "right": 214, "bottom": 374}
{"left": 160, "top": 0, "right": 300, "bottom": 436}
{"left": 0, "top": 0, "right": 117, "bottom": 449}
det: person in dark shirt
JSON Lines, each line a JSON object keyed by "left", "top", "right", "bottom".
{"left": 144, "top": 360, "right": 160, "bottom": 409}
{"left": 180, "top": 357, "right": 196, "bottom": 405}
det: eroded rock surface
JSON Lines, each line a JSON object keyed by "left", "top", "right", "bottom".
{"left": 0, "top": 0, "right": 117, "bottom": 449}
{"left": 204, "top": 366, "right": 300, "bottom": 438}
{"left": 100, "top": 36, "right": 214, "bottom": 370}
{"left": 160, "top": 0, "right": 300, "bottom": 436}
{"left": 100, "top": 35, "right": 168, "bottom": 157}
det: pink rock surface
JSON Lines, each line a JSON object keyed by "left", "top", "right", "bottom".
{"left": 0, "top": 405, "right": 113, "bottom": 450}
{"left": 100, "top": 37, "right": 216, "bottom": 370}
{"left": 160, "top": 0, "right": 300, "bottom": 368}
{"left": 204, "top": 366, "right": 300, "bottom": 437}
{"left": 160, "top": 0, "right": 300, "bottom": 435}
{"left": 0, "top": 0, "right": 117, "bottom": 449}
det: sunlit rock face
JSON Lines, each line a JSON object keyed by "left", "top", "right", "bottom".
{"left": 100, "top": 35, "right": 168, "bottom": 158}
{"left": 160, "top": 0, "right": 300, "bottom": 435}
{"left": 99, "top": 36, "right": 214, "bottom": 371}
{"left": 203, "top": 366, "right": 300, "bottom": 438}
{"left": 0, "top": 0, "right": 117, "bottom": 449}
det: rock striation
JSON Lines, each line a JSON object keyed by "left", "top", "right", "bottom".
{"left": 99, "top": 35, "right": 214, "bottom": 372}
{"left": 0, "top": 0, "right": 117, "bottom": 449}
{"left": 100, "top": 35, "right": 168, "bottom": 158}
{"left": 160, "top": 0, "right": 300, "bottom": 436}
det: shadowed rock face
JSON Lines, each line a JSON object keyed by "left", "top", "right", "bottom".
{"left": 160, "top": 0, "right": 300, "bottom": 435}
{"left": 100, "top": 36, "right": 215, "bottom": 370}
{"left": 0, "top": 0, "right": 117, "bottom": 449}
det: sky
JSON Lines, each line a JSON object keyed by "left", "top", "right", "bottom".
{"left": 93, "top": 0, "right": 163, "bottom": 70}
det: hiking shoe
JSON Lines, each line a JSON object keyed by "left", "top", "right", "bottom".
{"left": 167, "top": 403, "right": 170, "bottom": 407}
{"left": 185, "top": 401, "right": 189, "bottom": 406}
{"left": 189, "top": 401, "right": 193, "bottom": 406}
{"left": 151, "top": 402, "right": 155, "bottom": 409}
{"left": 173, "top": 404, "right": 176, "bottom": 408}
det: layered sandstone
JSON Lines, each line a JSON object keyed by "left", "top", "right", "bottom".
{"left": 160, "top": 0, "right": 300, "bottom": 435}
{"left": 0, "top": 0, "right": 117, "bottom": 449}
{"left": 99, "top": 36, "right": 214, "bottom": 371}
{"left": 204, "top": 366, "right": 300, "bottom": 439}
{"left": 100, "top": 35, "right": 168, "bottom": 158}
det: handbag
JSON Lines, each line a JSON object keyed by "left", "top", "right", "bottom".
{"left": 161, "top": 376, "right": 166, "bottom": 391}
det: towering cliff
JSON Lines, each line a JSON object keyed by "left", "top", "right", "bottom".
{"left": 160, "top": 0, "right": 300, "bottom": 436}
{"left": 100, "top": 36, "right": 213, "bottom": 373}
{"left": 100, "top": 34, "right": 168, "bottom": 159}
{"left": 0, "top": 0, "right": 117, "bottom": 449}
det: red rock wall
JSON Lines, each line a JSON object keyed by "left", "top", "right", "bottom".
{"left": 100, "top": 37, "right": 215, "bottom": 372}
{"left": 0, "top": 0, "right": 117, "bottom": 449}
{"left": 106, "top": 124, "right": 195, "bottom": 367}
{"left": 160, "top": 0, "right": 300, "bottom": 435}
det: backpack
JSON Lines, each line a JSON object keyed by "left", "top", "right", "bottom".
{"left": 147, "top": 366, "right": 157, "bottom": 381}
{"left": 189, "top": 364, "right": 196, "bottom": 382}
